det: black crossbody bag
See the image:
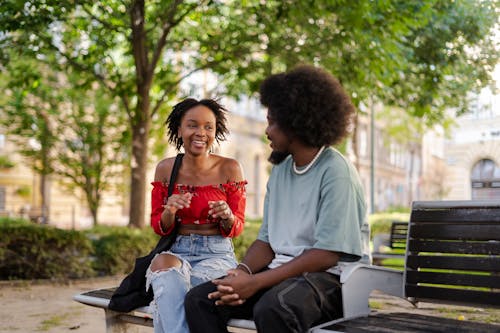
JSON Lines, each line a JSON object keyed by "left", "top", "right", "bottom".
{"left": 109, "top": 153, "right": 184, "bottom": 312}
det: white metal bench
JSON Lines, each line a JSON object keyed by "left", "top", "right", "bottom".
{"left": 73, "top": 263, "right": 404, "bottom": 332}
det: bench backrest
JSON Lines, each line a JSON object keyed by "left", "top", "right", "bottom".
{"left": 389, "top": 221, "right": 408, "bottom": 250}
{"left": 404, "top": 200, "right": 500, "bottom": 308}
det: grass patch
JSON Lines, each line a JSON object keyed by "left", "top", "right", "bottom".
{"left": 36, "top": 314, "right": 69, "bottom": 331}
{"left": 434, "top": 307, "right": 500, "bottom": 324}
{"left": 369, "top": 300, "right": 385, "bottom": 310}
{"left": 36, "top": 314, "right": 68, "bottom": 331}
{"left": 378, "top": 257, "right": 405, "bottom": 270}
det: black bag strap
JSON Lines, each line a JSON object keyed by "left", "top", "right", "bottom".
{"left": 168, "top": 153, "right": 184, "bottom": 197}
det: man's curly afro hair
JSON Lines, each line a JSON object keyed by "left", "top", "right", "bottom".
{"left": 259, "top": 65, "right": 355, "bottom": 147}
{"left": 166, "top": 98, "right": 229, "bottom": 151}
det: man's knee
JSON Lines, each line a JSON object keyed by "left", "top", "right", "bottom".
{"left": 186, "top": 281, "right": 213, "bottom": 305}
{"left": 253, "top": 290, "right": 279, "bottom": 319}
{"left": 253, "top": 280, "right": 296, "bottom": 320}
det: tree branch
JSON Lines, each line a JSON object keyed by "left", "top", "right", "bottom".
{"left": 130, "top": 0, "right": 149, "bottom": 89}
{"left": 150, "top": 66, "right": 204, "bottom": 117}
{"left": 80, "top": 3, "right": 127, "bottom": 32}
{"left": 149, "top": 0, "right": 199, "bottom": 73}
{"left": 40, "top": 35, "right": 133, "bottom": 119}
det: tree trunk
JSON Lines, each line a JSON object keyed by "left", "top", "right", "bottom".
{"left": 127, "top": 0, "right": 154, "bottom": 228}
{"left": 40, "top": 173, "right": 49, "bottom": 224}
{"left": 87, "top": 182, "right": 99, "bottom": 227}
{"left": 128, "top": 119, "right": 150, "bottom": 228}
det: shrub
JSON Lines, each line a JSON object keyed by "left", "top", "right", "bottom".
{"left": 0, "top": 217, "right": 262, "bottom": 280}
{"left": 0, "top": 221, "right": 94, "bottom": 280}
{"left": 233, "top": 219, "right": 261, "bottom": 261}
{"left": 89, "top": 226, "right": 159, "bottom": 276}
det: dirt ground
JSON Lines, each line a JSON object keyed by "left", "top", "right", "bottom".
{"left": 0, "top": 276, "right": 498, "bottom": 333}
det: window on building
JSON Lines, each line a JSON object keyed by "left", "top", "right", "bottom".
{"left": 470, "top": 159, "right": 500, "bottom": 200}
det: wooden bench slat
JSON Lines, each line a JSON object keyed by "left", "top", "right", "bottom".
{"left": 406, "top": 271, "right": 500, "bottom": 289}
{"left": 410, "top": 224, "right": 500, "bottom": 240}
{"left": 411, "top": 207, "right": 500, "bottom": 223}
{"left": 405, "top": 285, "right": 500, "bottom": 307}
{"left": 315, "top": 312, "right": 500, "bottom": 333}
{"left": 408, "top": 239, "right": 500, "bottom": 255}
{"left": 82, "top": 288, "right": 116, "bottom": 298}
{"left": 406, "top": 254, "right": 500, "bottom": 272}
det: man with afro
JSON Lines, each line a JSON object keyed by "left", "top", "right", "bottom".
{"left": 185, "top": 65, "right": 370, "bottom": 333}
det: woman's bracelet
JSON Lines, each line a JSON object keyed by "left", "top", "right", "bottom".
{"left": 220, "top": 218, "right": 233, "bottom": 231}
{"left": 237, "top": 262, "right": 252, "bottom": 275}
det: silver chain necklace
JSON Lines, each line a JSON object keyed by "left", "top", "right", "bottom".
{"left": 292, "top": 146, "right": 326, "bottom": 175}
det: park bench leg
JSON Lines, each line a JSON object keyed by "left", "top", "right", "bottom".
{"left": 340, "top": 264, "right": 404, "bottom": 318}
{"left": 104, "top": 309, "right": 146, "bottom": 333}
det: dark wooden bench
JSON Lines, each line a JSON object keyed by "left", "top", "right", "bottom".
{"left": 371, "top": 221, "right": 408, "bottom": 265}
{"left": 312, "top": 200, "right": 500, "bottom": 333}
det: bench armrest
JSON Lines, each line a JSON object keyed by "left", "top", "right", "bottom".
{"left": 340, "top": 263, "right": 404, "bottom": 318}
{"left": 73, "top": 293, "right": 111, "bottom": 309}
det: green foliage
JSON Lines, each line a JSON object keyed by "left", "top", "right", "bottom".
{"left": 0, "top": 222, "right": 95, "bottom": 280}
{"left": 233, "top": 219, "right": 262, "bottom": 261}
{"left": 0, "top": 0, "right": 497, "bottom": 229}
{"left": 89, "top": 226, "right": 160, "bottom": 276}
{"left": 0, "top": 58, "right": 129, "bottom": 226}
{"left": 0, "top": 217, "right": 31, "bottom": 226}
{"left": 14, "top": 185, "right": 31, "bottom": 198}
{"left": 0, "top": 217, "right": 261, "bottom": 280}
{"left": 0, "top": 155, "right": 15, "bottom": 169}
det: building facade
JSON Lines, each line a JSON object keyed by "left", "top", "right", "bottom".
{"left": 442, "top": 87, "right": 500, "bottom": 201}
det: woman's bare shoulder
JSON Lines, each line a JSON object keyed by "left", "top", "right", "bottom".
{"left": 154, "top": 157, "right": 176, "bottom": 182}
{"left": 215, "top": 155, "right": 244, "bottom": 182}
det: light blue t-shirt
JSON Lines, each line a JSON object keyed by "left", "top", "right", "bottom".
{"left": 257, "top": 147, "right": 370, "bottom": 275}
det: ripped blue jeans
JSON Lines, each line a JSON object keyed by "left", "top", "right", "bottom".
{"left": 146, "top": 234, "right": 237, "bottom": 333}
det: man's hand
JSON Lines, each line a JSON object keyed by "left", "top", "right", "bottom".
{"left": 208, "top": 268, "right": 257, "bottom": 306}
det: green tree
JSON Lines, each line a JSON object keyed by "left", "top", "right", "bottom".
{"left": 203, "top": 0, "right": 498, "bottom": 120}
{"left": 1, "top": 0, "right": 497, "bottom": 227}
{"left": 0, "top": 59, "right": 127, "bottom": 226}
{"left": 54, "top": 81, "right": 128, "bottom": 226}
{"left": 1, "top": 59, "right": 59, "bottom": 223}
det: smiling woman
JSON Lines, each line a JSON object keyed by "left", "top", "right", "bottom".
{"left": 143, "top": 98, "right": 248, "bottom": 333}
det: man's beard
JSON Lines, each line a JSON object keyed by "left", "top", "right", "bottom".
{"left": 268, "top": 151, "right": 290, "bottom": 165}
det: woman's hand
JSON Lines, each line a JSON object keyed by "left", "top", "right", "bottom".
{"left": 161, "top": 193, "right": 192, "bottom": 230}
{"left": 208, "top": 200, "right": 234, "bottom": 230}
{"left": 163, "top": 193, "right": 192, "bottom": 213}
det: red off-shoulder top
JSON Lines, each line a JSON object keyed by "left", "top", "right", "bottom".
{"left": 150, "top": 181, "right": 247, "bottom": 238}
